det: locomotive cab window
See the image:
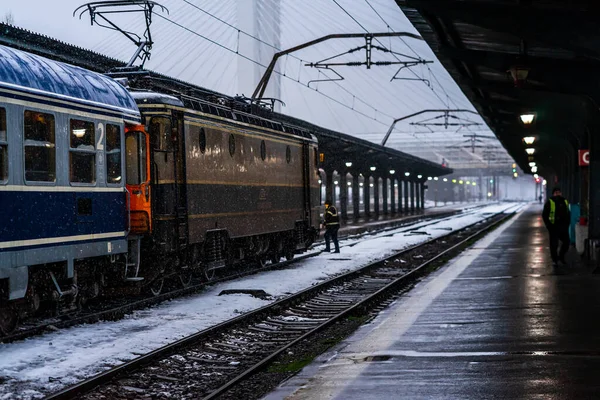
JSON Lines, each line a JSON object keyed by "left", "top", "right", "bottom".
{"left": 126, "top": 131, "right": 147, "bottom": 185}
{"left": 24, "top": 110, "right": 56, "bottom": 183}
{"left": 0, "top": 108, "right": 7, "bottom": 183}
{"left": 106, "top": 124, "right": 122, "bottom": 184}
{"left": 286, "top": 145, "right": 291, "bottom": 164}
{"left": 69, "top": 119, "right": 96, "bottom": 184}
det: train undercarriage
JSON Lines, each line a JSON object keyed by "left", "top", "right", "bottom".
{"left": 0, "top": 225, "right": 316, "bottom": 335}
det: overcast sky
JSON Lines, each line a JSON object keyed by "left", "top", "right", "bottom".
{"left": 1, "top": 1, "right": 512, "bottom": 168}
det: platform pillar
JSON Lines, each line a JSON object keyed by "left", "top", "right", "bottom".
{"left": 410, "top": 181, "right": 416, "bottom": 213}
{"left": 390, "top": 179, "right": 396, "bottom": 214}
{"left": 352, "top": 175, "right": 360, "bottom": 219}
{"left": 340, "top": 173, "right": 348, "bottom": 221}
{"left": 420, "top": 182, "right": 425, "bottom": 211}
{"left": 374, "top": 177, "right": 380, "bottom": 216}
{"left": 364, "top": 176, "right": 371, "bottom": 217}
{"left": 325, "top": 170, "right": 334, "bottom": 204}
{"left": 403, "top": 180, "right": 410, "bottom": 214}
{"left": 382, "top": 178, "right": 389, "bottom": 214}
{"left": 416, "top": 181, "right": 421, "bottom": 210}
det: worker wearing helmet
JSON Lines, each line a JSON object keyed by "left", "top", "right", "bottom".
{"left": 542, "top": 187, "right": 571, "bottom": 266}
{"left": 323, "top": 199, "right": 340, "bottom": 253}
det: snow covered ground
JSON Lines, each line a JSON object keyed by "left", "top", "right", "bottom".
{"left": 0, "top": 202, "right": 526, "bottom": 399}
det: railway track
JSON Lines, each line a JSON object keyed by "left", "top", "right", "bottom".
{"left": 2, "top": 208, "right": 470, "bottom": 344}
{"left": 45, "top": 205, "right": 519, "bottom": 400}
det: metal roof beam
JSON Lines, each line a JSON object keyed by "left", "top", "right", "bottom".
{"left": 400, "top": 0, "right": 600, "bottom": 60}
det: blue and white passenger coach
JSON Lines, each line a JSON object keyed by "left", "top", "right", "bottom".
{"left": 0, "top": 45, "right": 151, "bottom": 332}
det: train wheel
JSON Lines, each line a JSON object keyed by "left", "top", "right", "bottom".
{"left": 257, "top": 256, "right": 268, "bottom": 268}
{"left": 270, "top": 253, "right": 280, "bottom": 265}
{"left": 149, "top": 278, "right": 164, "bottom": 296}
{"left": 285, "top": 249, "right": 295, "bottom": 261}
{"left": 204, "top": 266, "right": 216, "bottom": 281}
{"left": 0, "top": 306, "right": 18, "bottom": 335}
{"left": 179, "top": 271, "right": 193, "bottom": 288}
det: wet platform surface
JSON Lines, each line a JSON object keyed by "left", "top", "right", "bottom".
{"left": 267, "top": 205, "right": 600, "bottom": 399}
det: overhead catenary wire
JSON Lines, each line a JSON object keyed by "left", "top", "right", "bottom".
{"left": 332, "top": 0, "right": 449, "bottom": 108}
{"left": 151, "top": 10, "right": 393, "bottom": 126}
{"left": 84, "top": 0, "right": 504, "bottom": 166}
{"left": 361, "top": 0, "right": 466, "bottom": 110}
{"left": 180, "top": 0, "right": 407, "bottom": 124}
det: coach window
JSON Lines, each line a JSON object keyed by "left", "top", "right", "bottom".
{"left": 149, "top": 116, "right": 174, "bottom": 151}
{"left": 0, "top": 108, "right": 7, "bottom": 182}
{"left": 69, "top": 119, "right": 96, "bottom": 184}
{"left": 24, "top": 110, "right": 56, "bottom": 183}
{"left": 106, "top": 124, "right": 122, "bottom": 184}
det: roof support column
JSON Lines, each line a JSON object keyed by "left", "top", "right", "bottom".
{"left": 410, "top": 181, "right": 416, "bottom": 214}
{"left": 374, "top": 176, "right": 380, "bottom": 217}
{"left": 340, "top": 173, "right": 348, "bottom": 221}
{"left": 364, "top": 175, "right": 371, "bottom": 218}
{"left": 420, "top": 182, "right": 426, "bottom": 211}
{"left": 403, "top": 180, "right": 410, "bottom": 214}
{"left": 390, "top": 179, "right": 396, "bottom": 214}
{"left": 414, "top": 181, "right": 419, "bottom": 211}
{"left": 382, "top": 178, "right": 389, "bottom": 215}
{"left": 352, "top": 174, "right": 360, "bottom": 220}
{"left": 325, "top": 169, "right": 334, "bottom": 204}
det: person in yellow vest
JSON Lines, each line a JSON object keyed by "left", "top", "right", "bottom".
{"left": 323, "top": 199, "right": 340, "bottom": 253}
{"left": 542, "top": 187, "right": 571, "bottom": 266}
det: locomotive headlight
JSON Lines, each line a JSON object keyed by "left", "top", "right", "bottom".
{"left": 72, "top": 128, "right": 86, "bottom": 138}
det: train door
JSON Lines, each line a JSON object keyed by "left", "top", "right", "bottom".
{"left": 302, "top": 142, "right": 312, "bottom": 224}
{"left": 125, "top": 124, "right": 152, "bottom": 234}
{"left": 148, "top": 112, "right": 187, "bottom": 254}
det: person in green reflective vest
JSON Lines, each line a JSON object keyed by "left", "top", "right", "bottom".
{"left": 323, "top": 199, "right": 340, "bottom": 253}
{"left": 542, "top": 187, "right": 571, "bottom": 266}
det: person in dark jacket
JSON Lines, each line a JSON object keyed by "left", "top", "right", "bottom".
{"left": 323, "top": 199, "right": 340, "bottom": 253}
{"left": 542, "top": 187, "right": 571, "bottom": 265}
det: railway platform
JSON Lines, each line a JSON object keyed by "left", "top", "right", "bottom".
{"left": 266, "top": 204, "right": 600, "bottom": 399}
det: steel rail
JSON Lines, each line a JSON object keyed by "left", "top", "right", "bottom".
{"left": 3, "top": 208, "right": 466, "bottom": 344}
{"left": 203, "top": 208, "right": 517, "bottom": 399}
{"left": 44, "top": 205, "right": 517, "bottom": 400}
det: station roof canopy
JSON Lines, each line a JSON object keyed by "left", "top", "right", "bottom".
{"left": 397, "top": 0, "right": 600, "bottom": 176}
{"left": 279, "top": 114, "right": 452, "bottom": 178}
